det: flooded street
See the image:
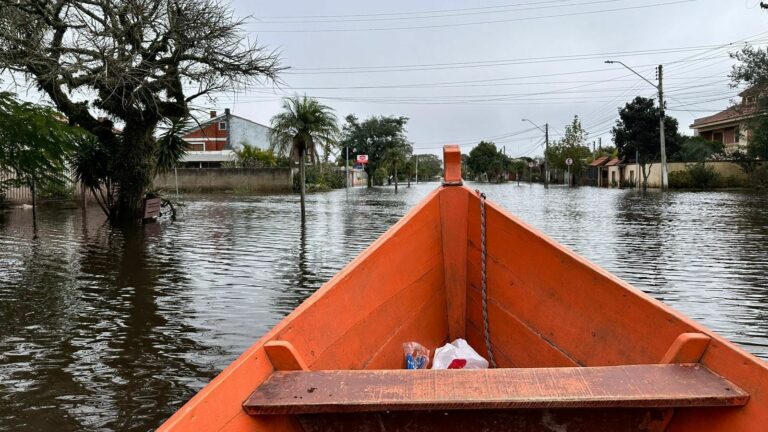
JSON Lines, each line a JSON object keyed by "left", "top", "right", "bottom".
{"left": 1, "top": 183, "right": 768, "bottom": 431}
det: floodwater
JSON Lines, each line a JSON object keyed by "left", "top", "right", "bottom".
{"left": 1, "top": 183, "right": 767, "bottom": 431}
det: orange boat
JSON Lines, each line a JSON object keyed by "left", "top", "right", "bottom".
{"left": 159, "top": 146, "right": 768, "bottom": 432}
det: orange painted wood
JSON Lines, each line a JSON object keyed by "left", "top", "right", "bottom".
{"left": 243, "top": 364, "right": 748, "bottom": 415}
{"left": 265, "top": 341, "right": 309, "bottom": 371}
{"left": 297, "top": 409, "right": 674, "bottom": 432}
{"left": 661, "top": 333, "right": 711, "bottom": 364}
{"left": 439, "top": 186, "right": 469, "bottom": 341}
{"left": 160, "top": 174, "right": 768, "bottom": 432}
{"left": 442, "top": 145, "right": 462, "bottom": 184}
{"left": 465, "top": 287, "right": 579, "bottom": 368}
{"left": 158, "top": 189, "right": 448, "bottom": 432}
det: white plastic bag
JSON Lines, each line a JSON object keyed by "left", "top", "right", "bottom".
{"left": 431, "top": 338, "right": 489, "bottom": 369}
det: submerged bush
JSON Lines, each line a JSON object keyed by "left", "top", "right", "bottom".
{"left": 293, "top": 164, "right": 345, "bottom": 192}
{"left": 37, "top": 179, "right": 74, "bottom": 200}
{"left": 750, "top": 163, "right": 768, "bottom": 189}
{"left": 669, "top": 164, "right": 722, "bottom": 189}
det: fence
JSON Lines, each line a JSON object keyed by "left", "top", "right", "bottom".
{"left": 0, "top": 168, "right": 81, "bottom": 204}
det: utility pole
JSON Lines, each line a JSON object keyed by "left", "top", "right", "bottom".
{"left": 657, "top": 65, "right": 668, "bottom": 190}
{"left": 606, "top": 60, "right": 668, "bottom": 190}
{"left": 345, "top": 146, "right": 349, "bottom": 189}
{"left": 522, "top": 118, "right": 548, "bottom": 188}
{"left": 415, "top": 155, "right": 419, "bottom": 184}
{"left": 544, "top": 123, "right": 549, "bottom": 189}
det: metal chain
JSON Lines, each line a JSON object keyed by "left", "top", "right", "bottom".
{"left": 477, "top": 190, "right": 496, "bottom": 368}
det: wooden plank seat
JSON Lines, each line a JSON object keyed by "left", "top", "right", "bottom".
{"left": 243, "top": 364, "right": 748, "bottom": 415}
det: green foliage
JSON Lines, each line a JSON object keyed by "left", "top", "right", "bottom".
{"left": 0, "top": 92, "right": 84, "bottom": 198}
{"left": 467, "top": 141, "right": 512, "bottom": 182}
{"left": 669, "top": 164, "right": 722, "bottom": 189}
{"left": 612, "top": 97, "right": 681, "bottom": 164}
{"left": 231, "top": 144, "right": 277, "bottom": 168}
{"left": 270, "top": 96, "right": 339, "bottom": 163}
{"left": 592, "top": 145, "right": 617, "bottom": 159}
{"left": 292, "top": 164, "right": 345, "bottom": 192}
{"left": 750, "top": 163, "right": 768, "bottom": 188}
{"left": 339, "top": 115, "right": 410, "bottom": 187}
{"left": 545, "top": 116, "right": 591, "bottom": 179}
{"left": 373, "top": 167, "right": 388, "bottom": 185}
{"left": 411, "top": 154, "right": 441, "bottom": 180}
{"left": 380, "top": 140, "right": 412, "bottom": 188}
{"left": 37, "top": 180, "right": 74, "bottom": 200}
{"left": 612, "top": 97, "right": 681, "bottom": 189}
{"left": 154, "top": 118, "right": 189, "bottom": 176}
{"left": 674, "top": 136, "right": 724, "bottom": 163}
{"left": 0, "top": 0, "right": 282, "bottom": 223}
{"left": 722, "top": 174, "right": 748, "bottom": 188}
{"left": 729, "top": 47, "right": 768, "bottom": 174}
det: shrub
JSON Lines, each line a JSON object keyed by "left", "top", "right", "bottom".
{"left": 293, "top": 164, "right": 345, "bottom": 192}
{"left": 374, "top": 167, "right": 388, "bottom": 186}
{"left": 750, "top": 163, "right": 768, "bottom": 189}
{"left": 687, "top": 164, "right": 722, "bottom": 189}
{"left": 669, "top": 170, "right": 692, "bottom": 189}
{"left": 721, "top": 174, "right": 748, "bottom": 188}
{"left": 37, "top": 180, "right": 74, "bottom": 200}
{"left": 670, "top": 164, "right": 721, "bottom": 189}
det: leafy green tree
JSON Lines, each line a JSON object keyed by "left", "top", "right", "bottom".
{"left": 0, "top": 0, "right": 282, "bottom": 223}
{"left": 612, "top": 97, "right": 681, "bottom": 190}
{"left": 730, "top": 46, "right": 768, "bottom": 176}
{"left": 339, "top": 115, "right": 410, "bottom": 188}
{"left": 71, "top": 117, "right": 189, "bottom": 219}
{"left": 412, "top": 154, "right": 442, "bottom": 181}
{"left": 467, "top": 141, "right": 500, "bottom": 181}
{"left": 381, "top": 141, "right": 412, "bottom": 193}
{"left": 675, "top": 136, "right": 724, "bottom": 163}
{"left": 545, "top": 116, "right": 591, "bottom": 184}
{"left": 0, "top": 92, "right": 84, "bottom": 222}
{"left": 270, "top": 96, "right": 339, "bottom": 222}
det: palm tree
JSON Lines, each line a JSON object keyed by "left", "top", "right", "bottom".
{"left": 270, "top": 96, "right": 339, "bottom": 221}
{"left": 381, "top": 144, "right": 410, "bottom": 193}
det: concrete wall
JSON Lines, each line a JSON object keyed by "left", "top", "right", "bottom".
{"left": 154, "top": 168, "right": 293, "bottom": 193}
{"left": 229, "top": 117, "right": 271, "bottom": 151}
{"left": 618, "top": 161, "right": 747, "bottom": 188}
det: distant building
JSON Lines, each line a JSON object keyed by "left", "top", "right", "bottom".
{"left": 690, "top": 87, "right": 762, "bottom": 154}
{"left": 178, "top": 109, "right": 273, "bottom": 167}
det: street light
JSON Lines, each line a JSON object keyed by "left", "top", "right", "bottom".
{"left": 522, "top": 119, "right": 549, "bottom": 188}
{"left": 605, "top": 60, "right": 668, "bottom": 190}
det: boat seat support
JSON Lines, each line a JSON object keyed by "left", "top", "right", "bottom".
{"left": 660, "top": 333, "right": 711, "bottom": 364}
{"left": 264, "top": 340, "right": 308, "bottom": 371}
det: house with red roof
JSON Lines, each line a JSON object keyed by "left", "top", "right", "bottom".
{"left": 690, "top": 87, "right": 762, "bottom": 154}
{"left": 178, "top": 109, "right": 272, "bottom": 167}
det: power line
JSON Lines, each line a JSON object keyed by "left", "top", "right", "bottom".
{"left": 257, "top": 0, "right": 636, "bottom": 23}
{"left": 254, "top": 0, "right": 696, "bottom": 33}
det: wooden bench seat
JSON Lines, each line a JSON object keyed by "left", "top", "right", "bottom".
{"left": 243, "top": 363, "right": 748, "bottom": 415}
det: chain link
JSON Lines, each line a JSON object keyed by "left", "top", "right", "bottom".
{"left": 476, "top": 190, "right": 496, "bottom": 368}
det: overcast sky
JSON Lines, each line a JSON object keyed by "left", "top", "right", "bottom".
{"left": 211, "top": 0, "right": 767, "bottom": 157}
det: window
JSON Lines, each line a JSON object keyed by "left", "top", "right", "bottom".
{"left": 218, "top": 121, "right": 227, "bottom": 130}
{"left": 713, "top": 132, "right": 723, "bottom": 143}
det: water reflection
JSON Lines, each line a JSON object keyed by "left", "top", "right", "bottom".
{"left": 1, "top": 183, "right": 767, "bottom": 431}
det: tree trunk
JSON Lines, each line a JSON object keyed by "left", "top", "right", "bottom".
{"left": 394, "top": 163, "right": 398, "bottom": 193}
{"left": 30, "top": 176, "right": 37, "bottom": 231}
{"left": 366, "top": 165, "right": 373, "bottom": 188}
{"left": 113, "top": 124, "right": 157, "bottom": 223}
{"left": 641, "top": 164, "right": 650, "bottom": 191}
{"left": 299, "top": 146, "right": 306, "bottom": 222}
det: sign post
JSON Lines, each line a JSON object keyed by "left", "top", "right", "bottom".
{"left": 565, "top": 158, "right": 573, "bottom": 187}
